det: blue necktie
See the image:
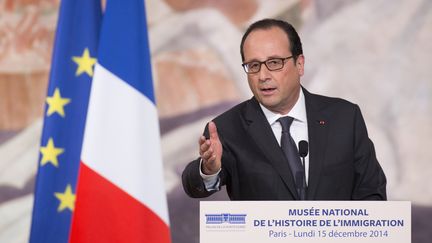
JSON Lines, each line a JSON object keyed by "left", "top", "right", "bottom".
{"left": 278, "top": 117, "right": 306, "bottom": 200}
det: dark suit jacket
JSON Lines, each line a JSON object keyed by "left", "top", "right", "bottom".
{"left": 182, "top": 88, "right": 387, "bottom": 200}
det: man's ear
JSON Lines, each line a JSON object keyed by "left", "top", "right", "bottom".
{"left": 296, "top": 54, "right": 305, "bottom": 76}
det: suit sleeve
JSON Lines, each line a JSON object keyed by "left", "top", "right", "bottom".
{"left": 181, "top": 121, "right": 235, "bottom": 198}
{"left": 181, "top": 157, "right": 220, "bottom": 198}
{"left": 352, "top": 105, "right": 387, "bottom": 200}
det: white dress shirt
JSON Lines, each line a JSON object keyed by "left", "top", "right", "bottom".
{"left": 201, "top": 89, "right": 309, "bottom": 190}
{"left": 260, "top": 89, "right": 309, "bottom": 184}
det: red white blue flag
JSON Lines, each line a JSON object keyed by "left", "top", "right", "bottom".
{"left": 70, "top": 0, "right": 171, "bottom": 242}
{"left": 30, "top": 0, "right": 171, "bottom": 242}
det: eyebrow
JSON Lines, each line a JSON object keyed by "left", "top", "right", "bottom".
{"left": 244, "top": 55, "right": 289, "bottom": 63}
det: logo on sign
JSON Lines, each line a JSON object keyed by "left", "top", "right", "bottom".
{"left": 205, "top": 213, "right": 247, "bottom": 224}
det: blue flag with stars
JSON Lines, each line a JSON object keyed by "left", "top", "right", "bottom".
{"left": 29, "top": 0, "right": 101, "bottom": 242}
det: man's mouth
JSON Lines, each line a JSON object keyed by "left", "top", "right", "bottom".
{"left": 260, "top": 87, "right": 276, "bottom": 95}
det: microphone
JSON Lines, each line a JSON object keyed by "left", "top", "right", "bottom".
{"left": 298, "top": 140, "right": 309, "bottom": 195}
{"left": 298, "top": 140, "right": 308, "bottom": 158}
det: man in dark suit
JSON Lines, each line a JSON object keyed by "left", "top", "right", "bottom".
{"left": 182, "top": 19, "right": 387, "bottom": 200}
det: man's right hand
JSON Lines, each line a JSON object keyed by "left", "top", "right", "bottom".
{"left": 199, "top": 121, "right": 222, "bottom": 175}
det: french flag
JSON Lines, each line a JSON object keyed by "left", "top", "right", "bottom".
{"left": 69, "top": 0, "right": 171, "bottom": 242}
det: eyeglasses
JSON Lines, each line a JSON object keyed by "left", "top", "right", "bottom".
{"left": 242, "top": 56, "right": 293, "bottom": 74}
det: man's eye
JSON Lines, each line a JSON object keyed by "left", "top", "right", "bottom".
{"left": 249, "top": 63, "right": 260, "bottom": 69}
{"left": 267, "top": 60, "right": 281, "bottom": 66}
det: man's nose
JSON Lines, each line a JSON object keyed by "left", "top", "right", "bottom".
{"left": 258, "top": 63, "right": 271, "bottom": 81}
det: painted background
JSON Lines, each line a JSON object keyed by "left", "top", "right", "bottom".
{"left": 0, "top": 0, "right": 431, "bottom": 242}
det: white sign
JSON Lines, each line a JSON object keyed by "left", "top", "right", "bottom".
{"left": 200, "top": 201, "right": 411, "bottom": 243}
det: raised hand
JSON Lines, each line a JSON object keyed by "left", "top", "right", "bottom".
{"left": 199, "top": 121, "right": 222, "bottom": 175}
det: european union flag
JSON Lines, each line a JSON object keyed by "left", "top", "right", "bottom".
{"left": 29, "top": 0, "right": 102, "bottom": 242}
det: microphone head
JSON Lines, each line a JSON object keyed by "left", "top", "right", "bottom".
{"left": 298, "top": 140, "right": 308, "bottom": 157}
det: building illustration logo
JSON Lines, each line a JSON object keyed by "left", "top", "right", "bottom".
{"left": 205, "top": 213, "right": 247, "bottom": 224}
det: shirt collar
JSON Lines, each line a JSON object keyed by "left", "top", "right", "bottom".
{"left": 259, "top": 88, "right": 307, "bottom": 126}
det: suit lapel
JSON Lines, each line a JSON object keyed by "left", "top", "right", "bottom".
{"left": 243, "top": 98, "right": 299, "bottom": 199}
{"left": 303, "top": 89, "right": 329, "bottom": 199}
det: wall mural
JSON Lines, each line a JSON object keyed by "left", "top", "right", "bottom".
{"left": 0, "top": 0, "right": 431, "bottom": 242}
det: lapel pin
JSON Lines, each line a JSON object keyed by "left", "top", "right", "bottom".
{"left": 318, "top": 120, "right": 325, "bottom": 125}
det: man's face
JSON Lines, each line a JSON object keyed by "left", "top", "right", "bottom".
{"left": 243, "top": 27, "right": 304, "bottom": 114}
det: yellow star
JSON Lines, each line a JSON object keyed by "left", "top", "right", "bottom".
{"left": 54, "top": 184, "right": 76, "bottom": 212}
{"left": 40, "top": 137, "right": 64, "bottom": 167}
{"left": 72, "top": 48, "right": 97, "bottom": 77}
{"left": 46, "top": 88, "right": 71, "bottom": 117}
